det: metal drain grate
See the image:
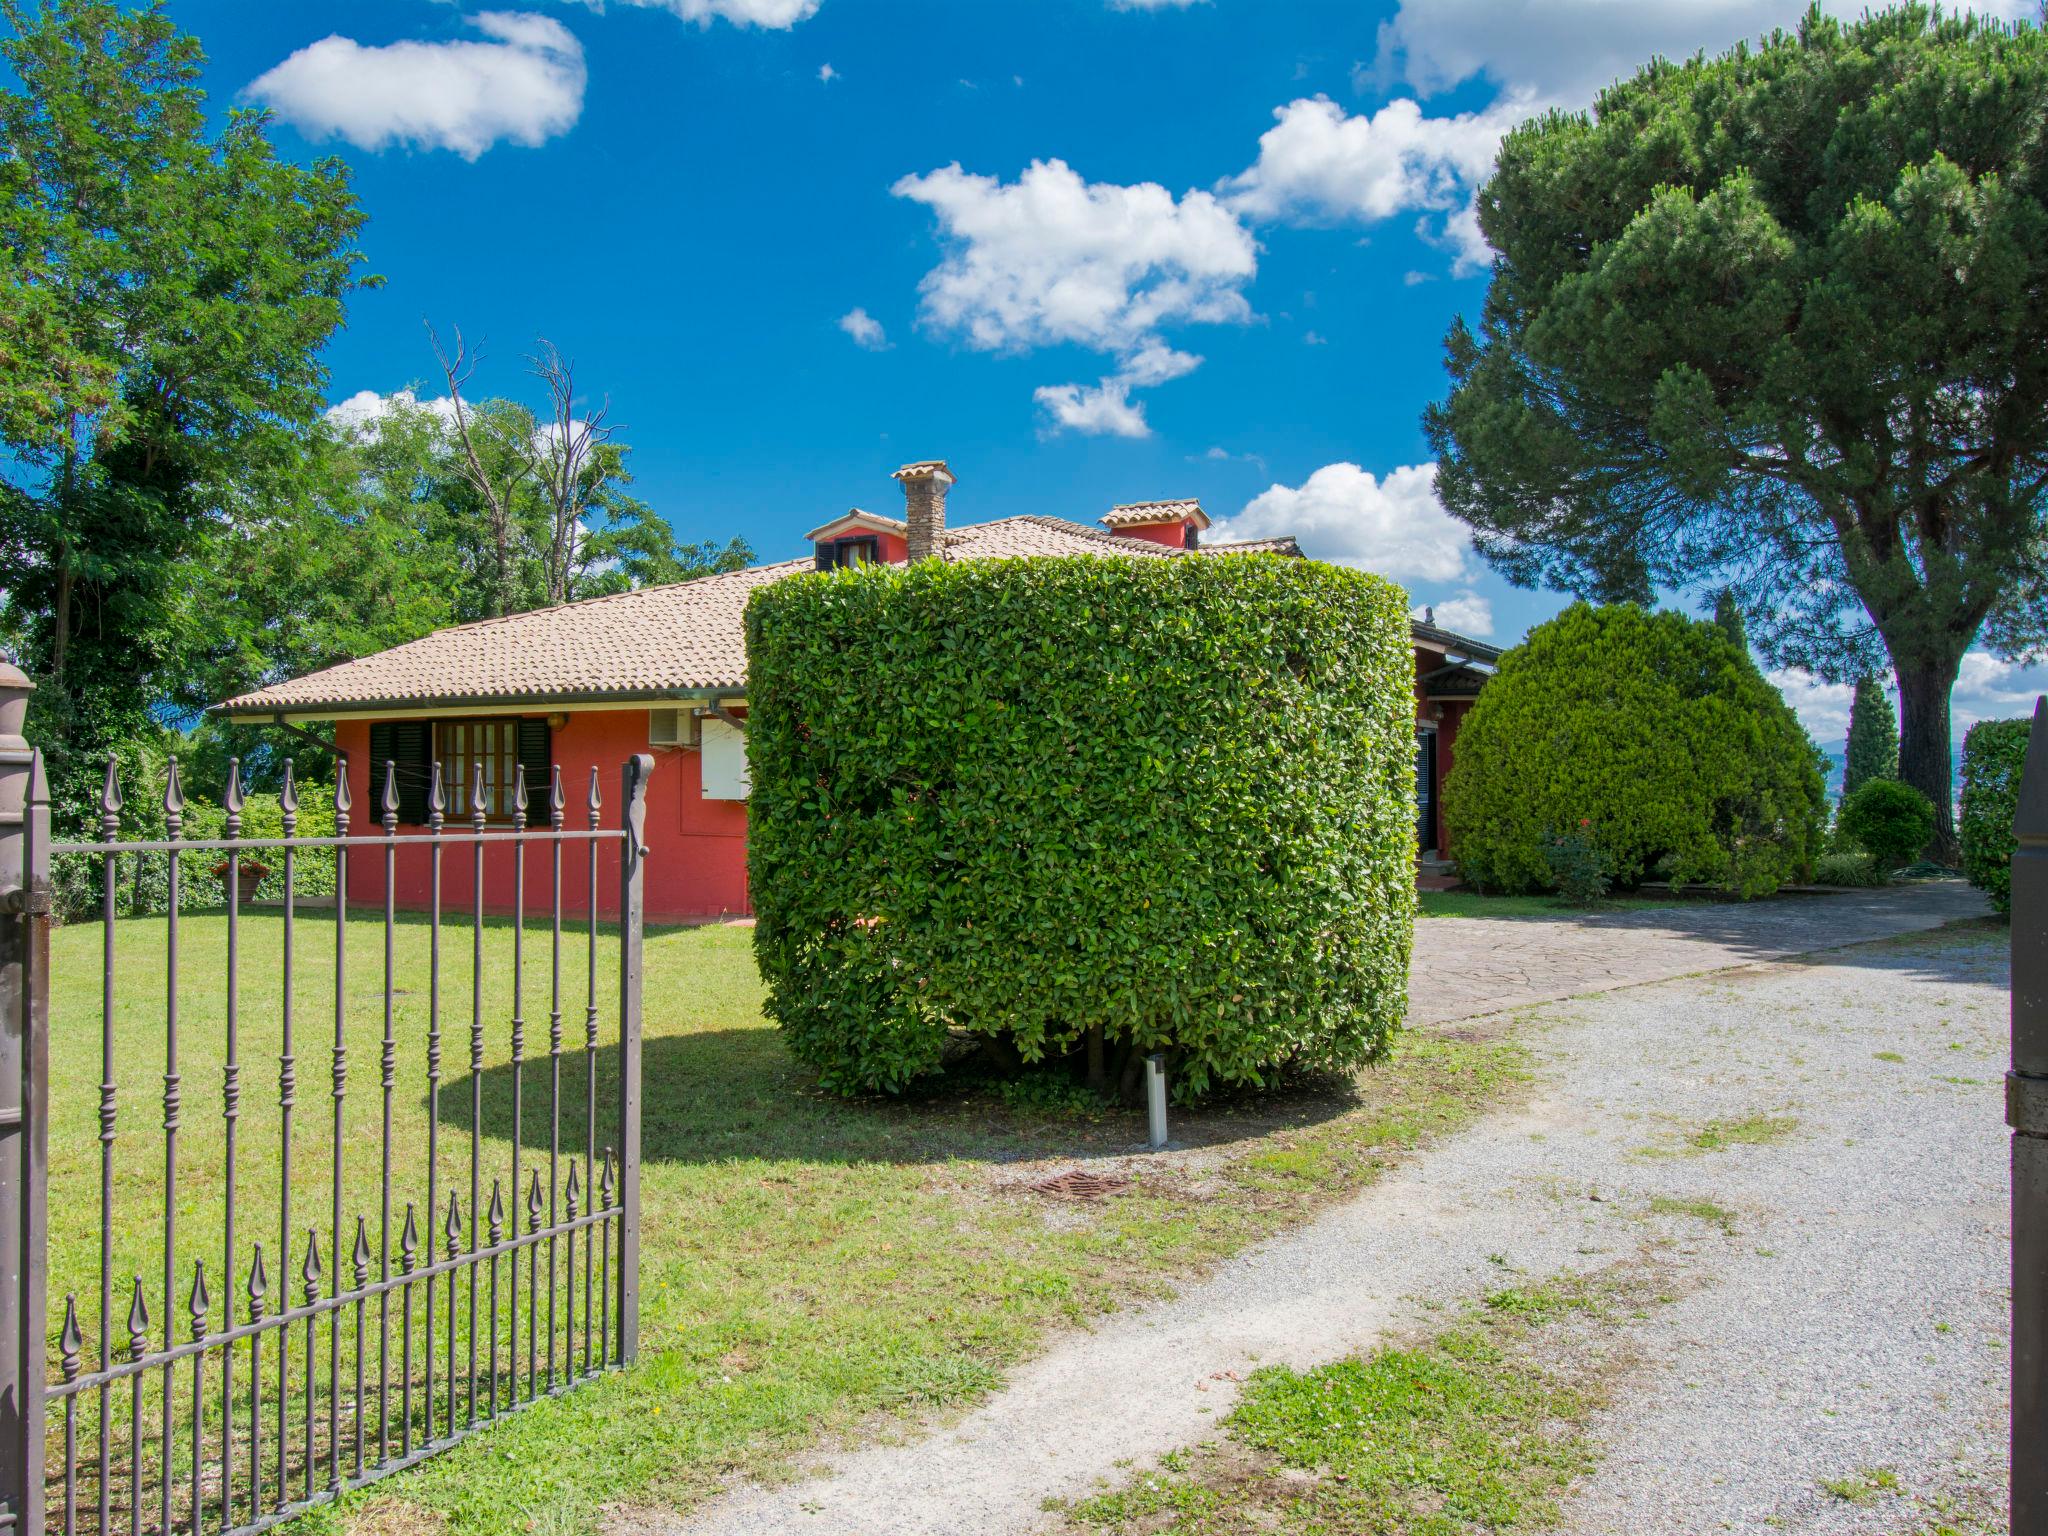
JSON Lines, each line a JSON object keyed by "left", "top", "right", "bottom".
{"left": 1030, "top": 1169, "right": 1130, "bottom": 1201}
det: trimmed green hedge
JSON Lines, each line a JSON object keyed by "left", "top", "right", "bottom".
{"left": 1443, "top": 603, "right": 1826, "bottom": 898}
{"left": 1960, "top": 715, "right": 2032, "bottom": 916}
{"left": 744, "top": 555, "right": 1418, "bottom": 1100}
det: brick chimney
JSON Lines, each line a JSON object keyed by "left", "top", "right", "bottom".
{"left": 892, "top": 460, "right": 954, "bottom": 562}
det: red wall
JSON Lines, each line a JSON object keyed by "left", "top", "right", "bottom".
{"left": 1111, "top": 522, "right": 1190, "bottom": 549}
{"left": 336, "top": 708, "right": 752, "bottom": 924}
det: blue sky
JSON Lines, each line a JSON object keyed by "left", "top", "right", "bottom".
{"left": 166, "top": 0, "right": 2046, "bottom": 763}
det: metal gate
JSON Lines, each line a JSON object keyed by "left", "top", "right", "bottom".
{"left": 1, "top": 671, "right": 652, "bottom": 1536}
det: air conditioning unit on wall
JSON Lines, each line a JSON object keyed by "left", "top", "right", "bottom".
{"left": 648, "top": 707, "right": 695, "bottom": 749}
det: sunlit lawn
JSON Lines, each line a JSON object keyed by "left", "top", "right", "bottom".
{"left": 42, "top": 908, "right": 1521, "bottom": 1535}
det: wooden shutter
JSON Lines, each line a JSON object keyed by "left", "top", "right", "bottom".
{"left": 517, "top": 717, "right": 552, "bottom": 812}
{"left": 363, "top": 720, "right": 434, "bottom": 826}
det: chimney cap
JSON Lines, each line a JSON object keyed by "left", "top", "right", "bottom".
{"left": 892, "top": 459, "right": 955, "bottom": 486}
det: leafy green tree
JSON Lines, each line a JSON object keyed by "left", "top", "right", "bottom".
{"left": 1842, "top": 674, "right": 1900, "bottom": 796}
{"left": 0, "top": 0, "right": 373, "bottom": 818}
{"left": 1425, "top": 7, "right": 2048, "bottom": 859}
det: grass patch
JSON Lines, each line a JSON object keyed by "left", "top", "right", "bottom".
{"left": 1687, "top": 1114, "right": 1798, "bottom": 1152}
{"left": 1055, "top": 1268, "right": 1665, "bottom": 1535}
{"left": 1821, "top": 1467, "right": 1902, "bottom": 1505}
{"left": 42, "top": 911, "right": 1521, "bottom": 1534}
{"left": 1648, "top": 1196, "right": 1739, "bottom": 1234}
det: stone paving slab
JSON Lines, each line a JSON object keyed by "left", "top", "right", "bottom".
{"left": 1408, "top": 879, "right": 1989, "bottom": 1027}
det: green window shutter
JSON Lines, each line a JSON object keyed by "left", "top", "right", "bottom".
{"left": 517, "top": 717, "right": 552, "bottom": 812}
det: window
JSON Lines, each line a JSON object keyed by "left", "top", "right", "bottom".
{"left": 437, "top": 719, "right": 520, "bottom": 822}
{"left": 816, "top": 535, "right": 880, "bottom": 570}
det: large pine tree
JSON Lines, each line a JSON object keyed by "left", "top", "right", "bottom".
{"left": 1425, "top": 8, "right": 2048, "bottom": 859}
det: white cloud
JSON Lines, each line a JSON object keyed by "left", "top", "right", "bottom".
{"left": 1764, "top": 667, "right": 1858, "bottom": 754}
{"left": 1223, "top": 95, "right": 1522, "bottom": 224}
{"left": 1372, "top": 0, "right": 2040, "bottom": 106}
{"left": 1033, "top": 344, "right": 1200, "bottom": 439}
{"left": 1953, "top": 652, "right": 2048, "bottom": 737}
{"left": 892, "top": 158, "right": 1258, "bottom": 358}
{"left": 1413, "top": 591, "right": 1495, "bottom": 636}
{"left": 1220, "top": 93, "right": 1539, "bottom": 273}
{"left": 1765, "top": 654, "right": 2044, "bottom": 759}
{"left": 248, "top": 12, "right": 585, "bottom": 160}
{"left": 566, "top": 0, "right": 819, "bottom": 27}
{"left": 1209, "top": 462, "right": 1474, "bottom": 582}
{"left": 838, "top": 307, "right": 888, "bottom": 349}
{"left": 1033, "top": 379, "right": 1150, "bottom": 439}
{"left": 894, "top": 157, "right": 1256, "bottom": 433}
{"left": 324, "top": 388, "right": 460, "bottom": 436}
{"left": 817, "top": 62, "right": 838, "bottom": 82}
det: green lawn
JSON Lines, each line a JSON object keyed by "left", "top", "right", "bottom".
{"left": 1056, "top": 1268, "right": 1668, "bottom": 1535}
{"left": 41, "top": 911, "right": 1520, "bottom": 1534}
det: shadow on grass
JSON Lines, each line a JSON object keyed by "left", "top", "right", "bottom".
{"left": 438, "top": 1027, "right": 1368, "bottom": 1173}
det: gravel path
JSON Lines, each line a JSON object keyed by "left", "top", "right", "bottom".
{"left": 662, "top": 889, "right": 2008, "bottom": 1536}
{"left": 1407, "top": 880, "right": 1988, "bottom": 1025}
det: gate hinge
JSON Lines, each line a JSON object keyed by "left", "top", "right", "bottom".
{"left": 2010, "top": 1070, "right": 2048, "bottom": 1138}
{"left": 1, "top": 883, "right": 51, "bottom": 916}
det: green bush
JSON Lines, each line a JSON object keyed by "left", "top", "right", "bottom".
{"left": 1959, "top": 715, "right": 2033, "bottom": 915}
{"left": 1837, "top": 778, "right": 1937, "bottom": 874}
{"left": 1812, "top": 849, "right": 1884, "bottom": 888}
{"left": 745, "top": 554, "right": 1418, "bottom": 1100}
{"left": 1442, "top": 603, "right": 1826, "bottom": 898}
{"left": 52, "top": 786, "right": 338, "bottom": 925}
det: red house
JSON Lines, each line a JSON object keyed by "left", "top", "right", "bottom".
{"left": 216, "top": 462, "right": 1498, "bottom": 921}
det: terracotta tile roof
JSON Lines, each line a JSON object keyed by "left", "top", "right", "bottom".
{"left": 803, "top": 508, "right": 907, "bottom": 540}
{"left": 1101, "top": 498, "right": 1210, "bottom": 530}
{"left": 1204, "top": 535, "right": 1301, "bottom": 556}
{"left": 214, "top": 515, "right": 1302, "bottom": 717}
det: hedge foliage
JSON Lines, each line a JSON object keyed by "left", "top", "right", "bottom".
{"left": 1837, "top": 778, "right": 1936, "bottom": 873}
{"left": 1960, "top": 715, "right": 2033, "bottom": 915}
{"left": 744, "top": 555, "right": 1418, "bottom": 1100}
{"left": 1442, "top": 603, "right": 1826, "bottom": 897}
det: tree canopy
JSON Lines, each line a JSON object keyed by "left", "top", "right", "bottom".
{"left": 1426, "top": 5, "right": 2048, "bottom": 855}
{"left": 0, "top": 1, "right": 751, "bottom": 818}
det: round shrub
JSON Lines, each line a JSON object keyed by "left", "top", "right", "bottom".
{"left": 1837, "top": 778, "right": 1937, "bottom": 873}
{"left": 1442, "top": 603, "right": 1826, "bottom": 898}
{"left": 745, "top": 554, "right": 1418, "bottom": 1100}
{"left": 1959, "top": 715, "right": 2033, "bottom": 915}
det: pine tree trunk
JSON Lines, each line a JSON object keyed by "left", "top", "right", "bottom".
{"left": 1893, "top": 657, "right": 1961, "bottom": 864}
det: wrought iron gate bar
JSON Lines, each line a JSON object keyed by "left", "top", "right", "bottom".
{"left": 48, "top": 831, "right": 624, "bottom": 854}
{"left": 42, "top": 1199, "right": 622, "bottom": 1401}
{"left": 0, "top": 735, "right": 651, "bottom": 1536}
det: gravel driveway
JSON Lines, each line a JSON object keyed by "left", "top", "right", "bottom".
{"left": 661, "top": 888, "right": 2009, "bottom": 1536}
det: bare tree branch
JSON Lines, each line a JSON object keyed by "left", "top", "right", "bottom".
{"left": 428, "top": 320, "right": 538, "bottom": 618}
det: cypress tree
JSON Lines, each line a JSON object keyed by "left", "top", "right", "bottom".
{"left": 1712, "top": 590, "right": 1748, "bottom": 653}
{"left": 1843, "top": 675, "right": 1899, "bottom": 797}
